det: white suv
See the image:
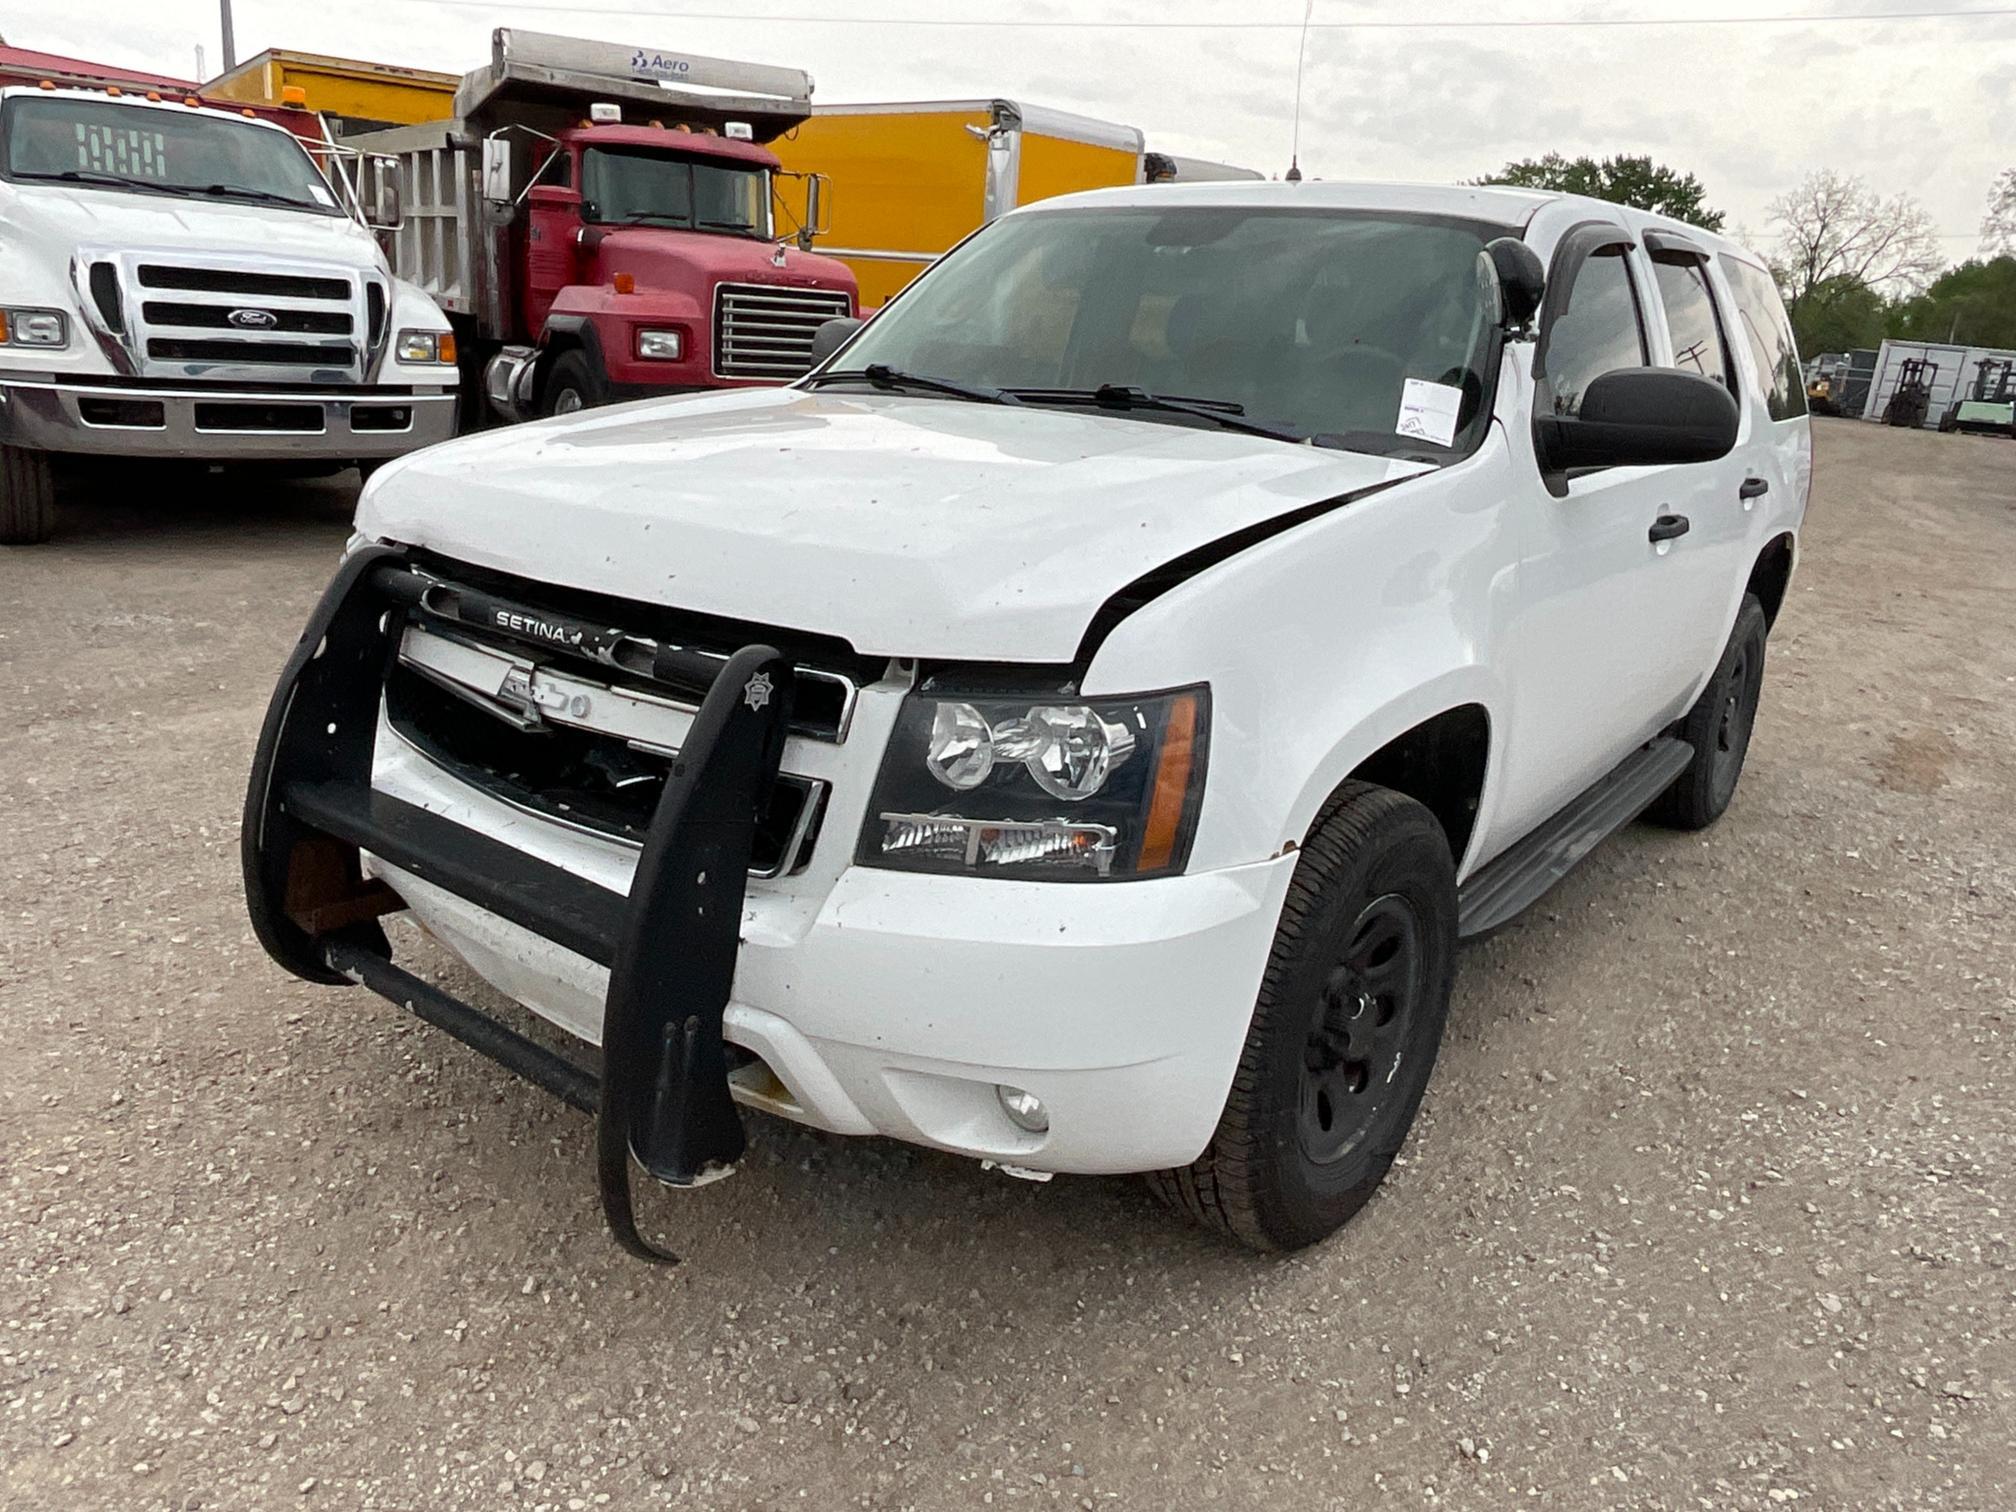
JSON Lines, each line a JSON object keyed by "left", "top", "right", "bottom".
{"left": 243, "top": 181, "right": 1810, "bottom": 1258}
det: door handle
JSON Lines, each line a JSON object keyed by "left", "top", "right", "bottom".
{"left": 1739, "top": 477, "right": 1770, "bottom": 499}
{"left": 1648, "top": 513, "right": 1691, "bottom": 544}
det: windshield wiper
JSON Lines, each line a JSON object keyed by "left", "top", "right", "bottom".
{"left": 1010, "top": 384, "right": 1308, "bottom": 444}
{"left": 14, "top": 168, "right": 201, "bottom": 197}
{"left": 202, "top": 182, "right": 324, "bottom": 211}
{"left": 803, "top": 364, "right": 1023, "bottom": 406}
{"left": 696, "top": 217, "right": 760, "bottom": 235}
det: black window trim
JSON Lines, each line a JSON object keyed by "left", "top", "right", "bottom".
{"left": 1531, "top": 219, "right": 1643, "bottom": 384}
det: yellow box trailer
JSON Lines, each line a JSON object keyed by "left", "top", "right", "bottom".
{"left": 773, "top": 99, "right": 1146, "bottom": 308}
{"left": 204, "top": 49, "right": 458, "bottom": 132}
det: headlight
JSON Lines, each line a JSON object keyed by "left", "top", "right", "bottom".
{"left": 859, "top": 684, "right": 1208, "bottom": 880}
{"left": 395, "top": 329, "right": 455, "bottom": 364}
{"left": 0, "top": 308, "right": 69, "bottom": 347}
{"left": 636, "top": 328, "right": 684, "bottom": 361}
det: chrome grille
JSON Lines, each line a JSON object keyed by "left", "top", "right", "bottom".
{"left": 91, "top": 253, "right": 383, "bottom": 383}
{"left": 712, "top": 282, "right": 852, "bottom": 381}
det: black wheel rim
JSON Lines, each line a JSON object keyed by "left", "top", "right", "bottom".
{"left": 1298, "top": 893, "right": 1424, "bottom": 1166}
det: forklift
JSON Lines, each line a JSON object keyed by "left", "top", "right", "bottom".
{"left": 1937, "top": 358, "right": 2016, "bottom": 436}
{"left": 1883, "top": 358, "right": 1939, "bottom": 429}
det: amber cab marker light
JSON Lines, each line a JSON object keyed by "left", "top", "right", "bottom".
{"left": 613, "top": 273, "right": 636, "bottom": 295}
{"left": 146, "top": 91, "right": 162, "bottom": 102}
{"left": 1137, "top": 692, "right": 1200, "bottom": 873}
{"left": 37, "top": 80, "right": 55, "bottom": 90}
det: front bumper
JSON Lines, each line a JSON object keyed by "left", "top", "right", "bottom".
{"left": 369, "top": 723, "right": 1294, "bottom": 1175}
{"left": 0, "top": 378, "right": 457, "bottom": 461}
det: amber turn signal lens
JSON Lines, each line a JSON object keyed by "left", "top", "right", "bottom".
{"left": 1136, "top": 692, "right": 1200, "bottom": 873}
{"left": 435, "top": 331, "right": 457, "bottom": 365}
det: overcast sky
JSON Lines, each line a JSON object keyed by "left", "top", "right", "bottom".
{"left": 15, "top": 0, "right": 2010, "bottom": 268}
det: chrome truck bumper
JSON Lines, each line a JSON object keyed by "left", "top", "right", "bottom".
{"left": 0, "top": 378, "right": 458, "bottom": 462}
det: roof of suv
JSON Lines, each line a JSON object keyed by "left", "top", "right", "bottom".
{"left": 1020, "top": 178, "right": 1748, "bottom": 260}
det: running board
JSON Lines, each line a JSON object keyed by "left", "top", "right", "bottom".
{"left": 1456, "top": 736, "right": 1694, "bottom": 938}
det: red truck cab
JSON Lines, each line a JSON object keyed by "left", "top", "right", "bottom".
{"left": 515, "top": 124, "right": 856, "bottom": 414}
{"left": 348, "top": 30, "right": 859, "bottom": 426}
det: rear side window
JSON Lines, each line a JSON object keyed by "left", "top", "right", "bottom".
{"left": 1540, "top": 247, "right": 1647, "bottom": 417}
{"left": 1719, "top": 255, "right": 1806, "bottom": 421}
{"left": 1652, "top": 256, "right": 1733, "bottom": 391}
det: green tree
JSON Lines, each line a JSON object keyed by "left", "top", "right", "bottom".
{"left": 1888, "top": 257, "right": 2016, "bottom": 350}
{"left": 1787, "top": 275, "right": 1889, "bottom": 356}
{"left": 1478, "top": 153, "right": 1726, "bottom": 231}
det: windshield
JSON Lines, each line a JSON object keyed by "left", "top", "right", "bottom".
{"left": 581, "top": 147, "right": 770, "bottom": 237}
{"left": 830, "top": 206, "right": 1504, "bottom": 457}
{"left": 0, "top": 97, "right": 339, "bottom": 214}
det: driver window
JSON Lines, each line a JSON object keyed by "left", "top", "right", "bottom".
{"left": 1541, "top": 246, "right": 1648, "bottom": 417}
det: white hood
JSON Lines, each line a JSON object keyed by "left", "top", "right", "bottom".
{"left": 4, "top": 181, "right": 386, "bottom": 270}
{"left": 359, "top": 388, "right": 1429, "bottom": 663}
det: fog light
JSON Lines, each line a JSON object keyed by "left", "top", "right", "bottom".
{"left": 996, "top": 1085, "right": 1049, "bottom": 1134}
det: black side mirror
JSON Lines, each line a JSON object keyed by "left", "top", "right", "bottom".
{"left": 1536, "top": 368, "right": 1739, "bottom": 472}
{"left": 1486, "top": 236, "right": 1545, "bottom": 328}
{"left": 808, "top": 316, "right": 865, "bottom": 368}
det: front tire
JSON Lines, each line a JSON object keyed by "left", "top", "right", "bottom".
{"left": 0, "top": 444, "right": 56, "bottom": 545}
{"left": 1647, "top": 593, "right": 1768, "bottom": 831}
{"left": 538, "top": 350, "right": 605, "bottom": 418}
{"left": 1148, "top": 783, "right": 1457, "bottom": 1251}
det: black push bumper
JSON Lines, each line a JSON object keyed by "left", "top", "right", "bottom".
{"left": 241, "top": 546, "right": 795, "bottom": 1262}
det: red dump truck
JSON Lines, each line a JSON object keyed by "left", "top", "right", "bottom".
{"left": 349, "top": 29, "right": 856, "bottom": 422}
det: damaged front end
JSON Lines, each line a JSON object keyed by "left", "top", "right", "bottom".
{"left": 240, "top": 545, "right": 797, "bottom": 1262}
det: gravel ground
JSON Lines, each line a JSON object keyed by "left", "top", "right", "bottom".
{"left": 2, "top": 419, "right": 2012, "bottom": 1510}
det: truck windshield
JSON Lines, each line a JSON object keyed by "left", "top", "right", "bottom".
{"left": 0, "top": 97, "right": 339, "bottom": 215}
{"left": 827, "top": 206, "right": 1504, "bottom": 459}
{"left": 581, "top": 147, "right": 770, "bottom": 237}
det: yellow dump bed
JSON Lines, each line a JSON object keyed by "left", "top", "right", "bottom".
{"left": 204, "top": 49, "right": 457, "bottom": 131}
{"left": 774, "top": 100, "right": 1144, "bottom": 308}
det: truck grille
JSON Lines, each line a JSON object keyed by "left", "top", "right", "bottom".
{"left": 713, "top": 283, "right": 852, "bottom": 381}
{"left": 90, "top": 255, "right": 384, "bottom": 383}
{"left": 384, "top": 638, "right": 828, "bottom": 878}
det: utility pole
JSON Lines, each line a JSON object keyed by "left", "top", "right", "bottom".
{"left": 218, "top": 0, "right": 236, "bottom": 73}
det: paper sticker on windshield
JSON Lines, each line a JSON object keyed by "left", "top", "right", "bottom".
{"left": 309, "top": 182, "right": 335, "bottom": 207}
{"left": 1396, "top": 379, "right": 1463, "bottom": 448}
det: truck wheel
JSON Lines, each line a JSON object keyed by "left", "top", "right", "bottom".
{"left": 1647, "top": 593, "right": 1768, "bottom": 831}
{"left": 0, "top": 444, "right": 56, "bottom": 545}
{"left": 539, "top": 350, "right": 604, "bottom": 417}
{"left": 1147, "top": 783, "right": 1457, "bottom": 1251}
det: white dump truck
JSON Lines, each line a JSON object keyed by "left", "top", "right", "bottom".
{"left": 0, "top": 83, "right": 459, "bottom": 543}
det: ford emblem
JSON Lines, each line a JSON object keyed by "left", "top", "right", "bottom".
{"left": 228, "top": 309, "right": 278, "bottom": 329}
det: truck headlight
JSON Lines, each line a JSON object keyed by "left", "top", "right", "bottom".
{"left": 636, "top": 328, "right": 684, "bottom": 361}
{"left": 858, "top": 685, "right": 1208, "bottom": 880}
{"left": 395, "top": 329, "right": 455, "bottom": 364}
{"left": 0, "top": 308, "right": 69, "bottom": 347}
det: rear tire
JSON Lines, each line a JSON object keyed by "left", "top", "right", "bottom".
{"left": 0, "top": 444, "right": 56, "bottom": 545}
{"left": 1647, "top": 594, "right": 1768, "bottom": 831}
{"left": 1147, "top": 783, "right": 1457, "bottom": 1251}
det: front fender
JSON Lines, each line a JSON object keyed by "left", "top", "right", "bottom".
{"left": 1085, "top": 431, "right": 1521, "bottom": 877}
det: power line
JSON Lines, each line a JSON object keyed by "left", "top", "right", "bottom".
{"left": 398, "top": 2, "right": 2016, "bottom": 27}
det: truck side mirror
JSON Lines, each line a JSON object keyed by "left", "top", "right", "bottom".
{"left": 481, "top": 137, "right": 513, "bottom": 206}
{"left": 1535, "top": 369, "right": 1738, "bottom": 472}
{"left": 808, "top": 316, "right": 864, "bottom": 367}
{"left": 798, "top": 173, "right": 832, "bottom": 252}
{"left": 364, "top": 156, "right": 403, "bottom": 233}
